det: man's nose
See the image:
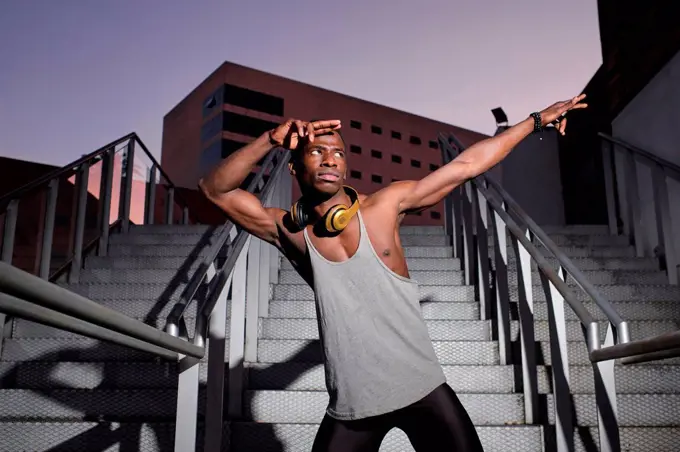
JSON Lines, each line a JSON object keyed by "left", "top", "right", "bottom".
{"left": 321, "top": 153, "right": 337, "bottom": 167}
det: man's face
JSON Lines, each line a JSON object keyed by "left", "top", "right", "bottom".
{"left": 292, "top": 131, "right": 347, "bottom": 197}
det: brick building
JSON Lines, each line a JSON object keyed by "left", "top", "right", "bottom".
{"left": 161, "top": 62, "right": 487, "bottom": 225}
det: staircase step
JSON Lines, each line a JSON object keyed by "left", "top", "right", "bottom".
{"left": 128, "top": 224, "right": 215, "bottom": 234}
{"left": 244, "top": 389, "right": 525, "bottom": 425}
{"left": 1, "top": 338, "right": 163, "bottom": 362}
{"left": 499, "top": 243, "right": 636, "bottom": 258}
{"left": 272, "top": 284, "right": 474, "bottom": 301}
{"left": 508, "top": 256, "right": 660, "bottom": 271}
{"left": 257, "top": 339, "right": 499, "bottom": 365}
{"left": 267, "top": 299, "right": 479, "bottom": 320}
{"left": 80, "top": 267, "right": 200, "bottom": 284}
{"left": 107, "top": 244, "right": 220, "bottom": 258}
{"left": 85, "top": 255, "right": 219, "bottom": 270}
{"left": 516, "top": 269, "right": 669, "bottom": 286}
{"left": 281, "top": 256, "right": 461, "bottom": 271}
{"left": 542, "top": 233, "right": 630, "bottom": 247}
{"left": 537, "top": 225, "right": 612, "bottom": 235}
{"left": 536, "top": 341, "right": 680, "bottom": 366}
{"left": 0, "top": 389, "right": 189, "bottom": 420}
{"left": 521, "top": 300, "right": 680, "bottom": 321}
{"left": 61, "top": 282, "right": 185, "bottom": 301}
{"left": 0, "top": 421, "right": 184, "bottom": 452}
{"left": 510, "top": 284, "right": 680, "bottom": 302}
{"left": 278, "top": 269, "right": 464, "bottom": 285}
{"left": 231, "top": 422, "right": 542, "bottom": 452}
{"left": 547, "top": 393, "right": 680, "bottom": 426}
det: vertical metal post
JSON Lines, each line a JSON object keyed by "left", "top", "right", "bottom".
{"left": 475, "top": 185, "right": 491, "bottom": 320}
{"left": 165, "top": 187, "right": 175, "bottom": 225}
{"left": 652, "top": 165, "right": 678, "bottom": 285}
{"left": 174, "top": 356, "right": 200, "bottom": 452}
{"left": 542, "top": 266, "right": 573, "bottom": 452}
{"left": 98, "top": 148, "right": 114, "bottom": 257}
{"left": 269, "top": 179, "right": 281, "bottom": 285}
{"left": 0, "top": 199, "right": 19, "bottom": 359}
{"left": 119, "top": 140, "right": 135, "bottom": 233}
{"left": 245, "top": 238, "right": 261, "bottom": 362}
{"left": 228, "top": 239, "right": 251, "bottom": 417}
{"left": 182, "top": 207, "right": 189, "bottom": 225}
{"left": 39, "top": 179, "right": 59, "bottom": 279}
{"left": 623, "top": 150, "right": 644, "bottom": 257}
{"left": 258, "top": 233, "right": 271, "bottom": 318}
{"left": 70, "top": 163, "right": 90, "bottom": 283}
{"left": 512, "top": 230, "right": 538, "bottom": 424}
{"left": 492, "top": 204, "right": 511, "bottom": 365}
{"left": 204, "top": 269, "right": 230, "bottom": 452}
{"left": 601, "top": 140, "right": 618, "bottom": 236}
{"left": 145, "top": 164, "right": 157, "bottom": 225}
{"left": 592, "top": 322, "right": 619, "bottom": 452}
{"left": 461, "top": 184, "right": 475, "bottom": 286}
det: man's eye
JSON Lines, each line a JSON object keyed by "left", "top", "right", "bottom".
{"left": 335, "top": 152, "right": 344, "bottom": 158}
{"left": 311, "top": 149, "right": 320, "bottom": 155}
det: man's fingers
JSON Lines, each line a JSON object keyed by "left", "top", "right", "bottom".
{"left": 306, "top": 122, "right": 316, "bottom": 143}
{"left": 559, "top": 117, "right": 567, "bottom": 135}
{"left": 311, "top": 119, "right": 342, "bottom": 130}
{"left": 294, "top": 120, "right": 307, "bottom": 138}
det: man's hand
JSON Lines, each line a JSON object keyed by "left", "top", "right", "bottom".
{"left": 539, "top": 94, "right": 588, "bottom": 135}
{"left": 270, "top": 119, "right": 342, "bottom": 149}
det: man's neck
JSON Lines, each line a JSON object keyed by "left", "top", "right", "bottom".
{"left": 303, "top": 187, "right": 351, "bottom": 222}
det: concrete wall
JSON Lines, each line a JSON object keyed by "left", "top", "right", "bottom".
{"left": 612, "top": 49, "right": 680, "bottom": 265}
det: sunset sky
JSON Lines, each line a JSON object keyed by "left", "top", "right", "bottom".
{"left": 0, "top": 0, "right": 602, "bottom": 168}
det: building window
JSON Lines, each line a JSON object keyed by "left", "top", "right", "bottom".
{"left": 350, "top": 120, "right": 362, "bottom": 129}
{"left": 221, "top": 138, "right": 247, "bottom": 159}
{"left": 429, "top": 163, "right": 439, "bottom": 171}
{"left": 371, "top": 174, "right": 383, "bottom": 183}
{"left": 391, "top": 131, "right": 402, "bottom": 140}
{"left": 200, "top": 113, "right": 223, "bottom": 143}
{"left": 429, "top": 140, "right": 439, "bottom": 149}
{"left": 411, "top": 159, "right": 421, "bottom": 168}
{"left": 409, "top": 136, "right": 422, "bottom": 145}
{"left": 350, "top": 145, "right": 362, "bottom": 154}
{"left": 392, "top": 178, "right": 400, "bottom": 182}
{"left": 430, "top": 211, "right": 441, "bottom": 220}
{"left": 223, "top": 83, "right": 284, "bottom": 116}
{"left": 350, "top": 170, "right": 362, "bottom": 179}
{"left": 223, "top": 112, "right": 280, "bottom": 138}
{"left": 391, "top": 154, "right": 402, "bottom": 164}
{"left": 371, "top": 150, "right": 382, "bottom": 159}
{"left": 371, "top": 125, "right": 382, "bottom": 135}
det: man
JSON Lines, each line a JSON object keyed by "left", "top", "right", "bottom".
{"left": 199, "top": 94, "right": 587, "bottom": 451}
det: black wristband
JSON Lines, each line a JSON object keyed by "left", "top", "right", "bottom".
{"left": 529, "top": 112, "right": 542, "bottom": 133}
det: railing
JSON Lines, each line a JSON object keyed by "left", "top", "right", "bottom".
{"left": 0, "top": 132, "right": 293, "bottom": 452}
{"left": 439, "top": 132, "right": 680, "bottom": 452}
{"left": 599, "top": 133, "right": 680, "bottom": 285}
{"left": 163, "top": 147, "right": 292, "bottom": 452}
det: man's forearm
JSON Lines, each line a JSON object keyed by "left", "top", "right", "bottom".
{"left": 199, "top": 131, "right": 275, "bottom": 196}
{"left": 455, "top": 117, "right": 534, "bottom": 178}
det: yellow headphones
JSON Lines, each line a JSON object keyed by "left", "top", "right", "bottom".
{"left": 291, "top": 186, "right": 360, "bottom": 233}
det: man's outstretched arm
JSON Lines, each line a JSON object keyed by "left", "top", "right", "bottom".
{"left": 391, "top": 95, "right": 587, "bottom": 214}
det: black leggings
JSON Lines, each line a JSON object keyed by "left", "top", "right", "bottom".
{"left": 311, "top": 383, "right": 484, "bottom": 451}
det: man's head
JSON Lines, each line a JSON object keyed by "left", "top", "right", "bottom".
{"left": 289, "top": 127, "right": 347, "bottom": 200}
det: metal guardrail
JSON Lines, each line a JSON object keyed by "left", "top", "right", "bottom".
{"left": 440, "top": 131, "right": 680, "bottom": 452}
{"left": 0, "top": 133, "right": 293, "bottom": 452}
{"left": 598, "top": 132, "right": 679, "bottom": 285}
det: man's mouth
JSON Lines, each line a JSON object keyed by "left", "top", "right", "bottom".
{"left": 317, "top": 172, "right": 340, "bottom": 182}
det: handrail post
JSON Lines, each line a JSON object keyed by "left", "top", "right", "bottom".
{"left": 228, "top": 238, "right": 251, "bottom": 417}
{"left": 490, "top": 200, "right": 512, "bottom": 365}
{"left": 651, "top": 164, "right": 678, "bottom": 285}
{"left": 144, "top": 164, "right": 157, "bottom": 225}
{"left": 182, "top": 207, "right": 189, "bottom": 225}
{"left": 542, "top": 266, "right": 573, "bottom": 452}
{"left": 460, "top": 183, "right": 476, "bottom": 286}
{"left": 174, "top": 355, "right": 200, "bottom": 452}
{"left": 0, "top": 199, "right": 19, "bottom": 358}
{"left": 601, "top": 139, "right": 619, "bottom": 236}
{"left": 474, "top": 183, "right": 491, "bottom": 320}
{"left": 623, "top": 149, "right": 645, "bottom": 257}
{"left": 97, "top": 148, "right": 115, "bottom": 257}
{"left": 39, "top": 178, "right": 59, "bottom": 279}
{"left": 591, "top": 322, "right": 620, "bottom": 452}
{"left": 165, "top": 186, "right": 175, "bottom": 225}
{"left": 245, "top": 238, "right": 262, "bottom": 361}
{"left": 70, "top": 162, "right": 90, "bottom": 283}
{"left": 511, "top": 229, "right": 538, "bottom": 424}
{"left": 119, "top": 139, "right": 136, "bottom": 233}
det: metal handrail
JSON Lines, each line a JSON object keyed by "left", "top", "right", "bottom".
{"left": 165, "top": 147, "right": 290, "bottom": 337}
{"left": 599, "top": 132, "right": 680, "bottom": 180}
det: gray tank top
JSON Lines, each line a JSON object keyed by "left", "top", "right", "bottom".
{"left": 303, "top": 210, "right": 446, "bottom": 420}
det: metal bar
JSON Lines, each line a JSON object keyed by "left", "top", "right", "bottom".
{"left": 593, "top": 322, "right": 620, "bottom": 452}
{"left": 1, "top": 200, "right": 18, "bottom": 264}
{"left": 460, "top": 184, "right": 475, "bottom": 286}
{"left": 119, "top": 140, "right": 136, "bottom": 233}
{"left": 145, "top": 164, "right": 157, "bottom": 225}
{"left": 598, "top": 133, "right": 680, "bottom": 180}
{"left": 166, "top": 187, "right": 175, "bottom": 225}
{"left": 0, "top": 292, "right": 179, "bottom": 360}
{"left": 541, "top": 266, "right": 573, "bottom": 451}
{"left": 228, "top": 237, "right": 251, "bottom": 417}
{"left": 591, "top": 330, "right": 680, "bottom": 363}
{"left": 203, "top": 264, "right": 230, "bottom": 452}
{"left": 98, "top": 148, "right": 115, "bottom": 257}
{"left": 39, "top": 179, "right": 59, "bottom": 279}
{"left": 182, "top": 207, "right": 189, "bottom": 225}
{"left": 258, "top": 238, "right": 271, "bottom": 318}
{"left": 491, "top": 202, "right": 511, "bottom": 365}
{"left": 70, "top": 163, "right": 90, "bottom": 283}
{"left": 624, "top": 149, "right": 645, "bottom": 257}
{"left": 0, "top": 261, "right": 204, "bottom": 358}
{"left": 174, "top": 356, "right": 200, "bottom": 452}
{"left": 474, "top": 186, "right": 491, "bottom": 320}
{"left": 601, "top": 139, "right": 618, "bottom": 235}
{"left": 622, "top": 346, "right": 680, "bottom": 365}
{"left": 245, "top": 238, "right": 261, "bottom": 362}
{"left": 652, "top": 165, "right": 678, "bottom": 285}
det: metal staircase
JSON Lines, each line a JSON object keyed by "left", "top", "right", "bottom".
{"left": 1, "top": 131, "right": 679, "bottom": 451}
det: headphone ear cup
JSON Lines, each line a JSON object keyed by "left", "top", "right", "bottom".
{"left": 294, "top": 201, "right": 307, "bottom": 229}
{"left": 325, "top": 205, "right": 348, "bottom": 232}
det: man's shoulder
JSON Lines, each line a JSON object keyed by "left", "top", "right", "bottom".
{"left": 359, "top": 180, "right": 416, "bottom": 207}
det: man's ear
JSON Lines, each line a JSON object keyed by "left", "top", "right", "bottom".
{"left": 288, "top": 161, "right": 296, "bottom": 175}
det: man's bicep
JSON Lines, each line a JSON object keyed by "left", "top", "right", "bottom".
{"left": 204, "top": 188, "right": 282, "bottom": 245}
{"left": 396, "top": 161, "right": 472, "bottom": 213}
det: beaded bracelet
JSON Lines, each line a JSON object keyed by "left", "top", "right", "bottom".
{"left": 529, "top": 112, "right": 542, "bottom": 133}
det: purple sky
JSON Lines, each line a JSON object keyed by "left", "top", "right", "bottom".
{"left": 0, "top": 0, "right": 601, "bottom": 167}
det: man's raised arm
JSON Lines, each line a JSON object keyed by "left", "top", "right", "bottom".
{"left": 198, "top": 118, "right": 341, "bottom": 244}
{"left": 392, "top": 94, "right": 587, "bottom": 214}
